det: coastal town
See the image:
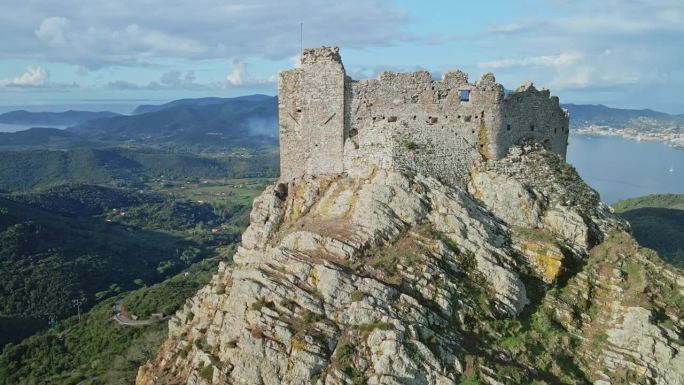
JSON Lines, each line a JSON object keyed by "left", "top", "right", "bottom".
{"left": 572, "top": 124, "right": 684, "bottom": 149}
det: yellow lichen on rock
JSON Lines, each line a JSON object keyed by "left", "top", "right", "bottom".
{"left": 314, "top": 179, "right": 356, "bottom": 217}
{"left": 519, "top": 240, "right": 564, "bottom": 282}
{"left": 309, "top": 266, "right": 320, "bottom": 287}
{"left": 290, "top": 336, "right": 308, "bottom": 352}
{"left": 511, "top": 227, "right": 565, "bottom": 282}
{"left": 288, "top": 182, "right": 309, "bottom": 222}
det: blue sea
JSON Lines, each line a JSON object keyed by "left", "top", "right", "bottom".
{"left": 567, "top": 135, "right": 684, "bottom": 204}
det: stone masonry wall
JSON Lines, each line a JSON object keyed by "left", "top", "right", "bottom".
{"left": 495, "top": 83, "right": 569, "bottom": 158}
{"left": 278, "top": 46, "right": 570, "bottom": 186}
{"left": 278, "top": 47, "right": 346, "bottom": 180}
{"left": 344, "top": 70, "right": 502, "bottom": 186}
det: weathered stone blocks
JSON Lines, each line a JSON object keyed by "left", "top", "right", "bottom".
{"left": 278, "top": 46, "right": 569, "bottom": 187}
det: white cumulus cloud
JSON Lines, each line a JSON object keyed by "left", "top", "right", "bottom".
{"left": 0, "top": 66, "right": 50, "bottom": 87}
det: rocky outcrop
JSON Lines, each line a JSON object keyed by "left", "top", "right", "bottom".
{"left": 468, "top": 144, "right": 627, "bottom": 253}
{"left": 137, "top": 147, "right": 684, "bottom": 385}
{"left": 543, "top": 230, "right": 684, "bottom": 385}
{"left": 605, "top": 306, "right": 684, "bottom": 384}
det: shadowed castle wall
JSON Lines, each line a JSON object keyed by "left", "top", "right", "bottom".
{"left": 279, "top": 47, "right": 570, "bottom": 186}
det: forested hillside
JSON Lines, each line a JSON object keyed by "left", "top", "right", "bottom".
{"left": 0, "top": 147, "right": 278, "bottom": 192}
{"left": 0, "top": 110, "right": 121, "bottom": 126}
{"left": 0, "top": 258, "right": 220, "bottom": 385}
{"left": 0, "top": 181, "right": 258, "bottom": 348}
{"left": 0, "top": 196, "right": 190, "bottom": 345}
{"left": 0, "top": 128, "right": 94, "bottom": 148}
{"left": 614, "top": 194, "right": 684, "bottom": 268}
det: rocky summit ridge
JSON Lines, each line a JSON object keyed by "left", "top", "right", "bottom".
{"left": 136, "top": 144, "right": 684, "bottom": 385}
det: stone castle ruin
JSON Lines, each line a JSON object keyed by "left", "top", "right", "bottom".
{"left": 279, "top": 46, "right": 569, "bottom": 186}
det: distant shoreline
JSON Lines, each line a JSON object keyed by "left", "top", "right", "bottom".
{"left": 571, "top": 127, "right": 684, "bottom": 150}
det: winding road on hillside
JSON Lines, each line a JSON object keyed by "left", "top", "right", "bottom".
{"left": 112, "top": 301, "right": 166, "bottom": 326}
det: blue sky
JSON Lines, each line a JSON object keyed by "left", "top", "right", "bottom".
{"left": 1, "top": 0, "right": 682, "bottom": 113}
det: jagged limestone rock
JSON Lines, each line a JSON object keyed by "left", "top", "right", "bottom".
{"left": 137, "top": 147, "right": 684, "bottom": 385}
{"left": 543, "top": 231, "right": 684, "bottom": 385}
{"left": 605, "top": 307, "right": 684, "bottom": 385}
{"left": 468, "top": 144, "right": 628, "bottom": 253}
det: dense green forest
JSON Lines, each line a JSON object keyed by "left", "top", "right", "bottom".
{"left": 0, "top": 183, "right": 253, "bottom": 348}
{"left": 0, "top": 196, "right": 192, "bottom": 346}
{"left": 0, "top": 258, "right": 220, "bottom": 385}
{"left": 0, "top": 146, "right": 278, "bottom": 192}
{"left": 0, "top": 98, "right": 278, "bottom": 345}
{"left": 613, "top": 194, "right": 684, "bottom": 268}
{"left": 10, "top": 184, "right": 151, "bottom": 216}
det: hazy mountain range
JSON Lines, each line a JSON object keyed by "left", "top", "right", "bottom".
{"left": 561, "top": 103, "right": 684, "bottom": 130}
{"left": 71, "top": 96, "right": 278, "bottom": 144}
{"left": 132, "top": 94, "right": 273, "bottom": 115}
{"left": 0, "top": 95, "right": 278, "bottom": 149}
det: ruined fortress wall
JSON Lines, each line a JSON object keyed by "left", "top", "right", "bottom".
{"left": 493, "top": 86, "right": 570, "bottom": 158}
{"left": 278, "top": 48, "right": 346, "bottom": 180}
{"left": 344, "top": 71, "right": 504, "bottom": 186}
{"left": 278, "top": 47, "right": 569, "bottom": 186}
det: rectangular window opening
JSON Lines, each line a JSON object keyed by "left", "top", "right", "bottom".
{"left": 459, "top": 90, "right": 471, "bottom": 102}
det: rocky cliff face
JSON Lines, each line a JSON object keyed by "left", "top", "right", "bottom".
{"left": 137, "top": 146, "right": 684, "bottom": 385}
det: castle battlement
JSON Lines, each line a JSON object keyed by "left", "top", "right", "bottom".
{"left": 279, "top": 46, "right": 570, "bottom": 186}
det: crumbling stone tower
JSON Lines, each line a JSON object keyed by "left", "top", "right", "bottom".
{"left": 279, "top": 46, "right": 569, "bottom": 186}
